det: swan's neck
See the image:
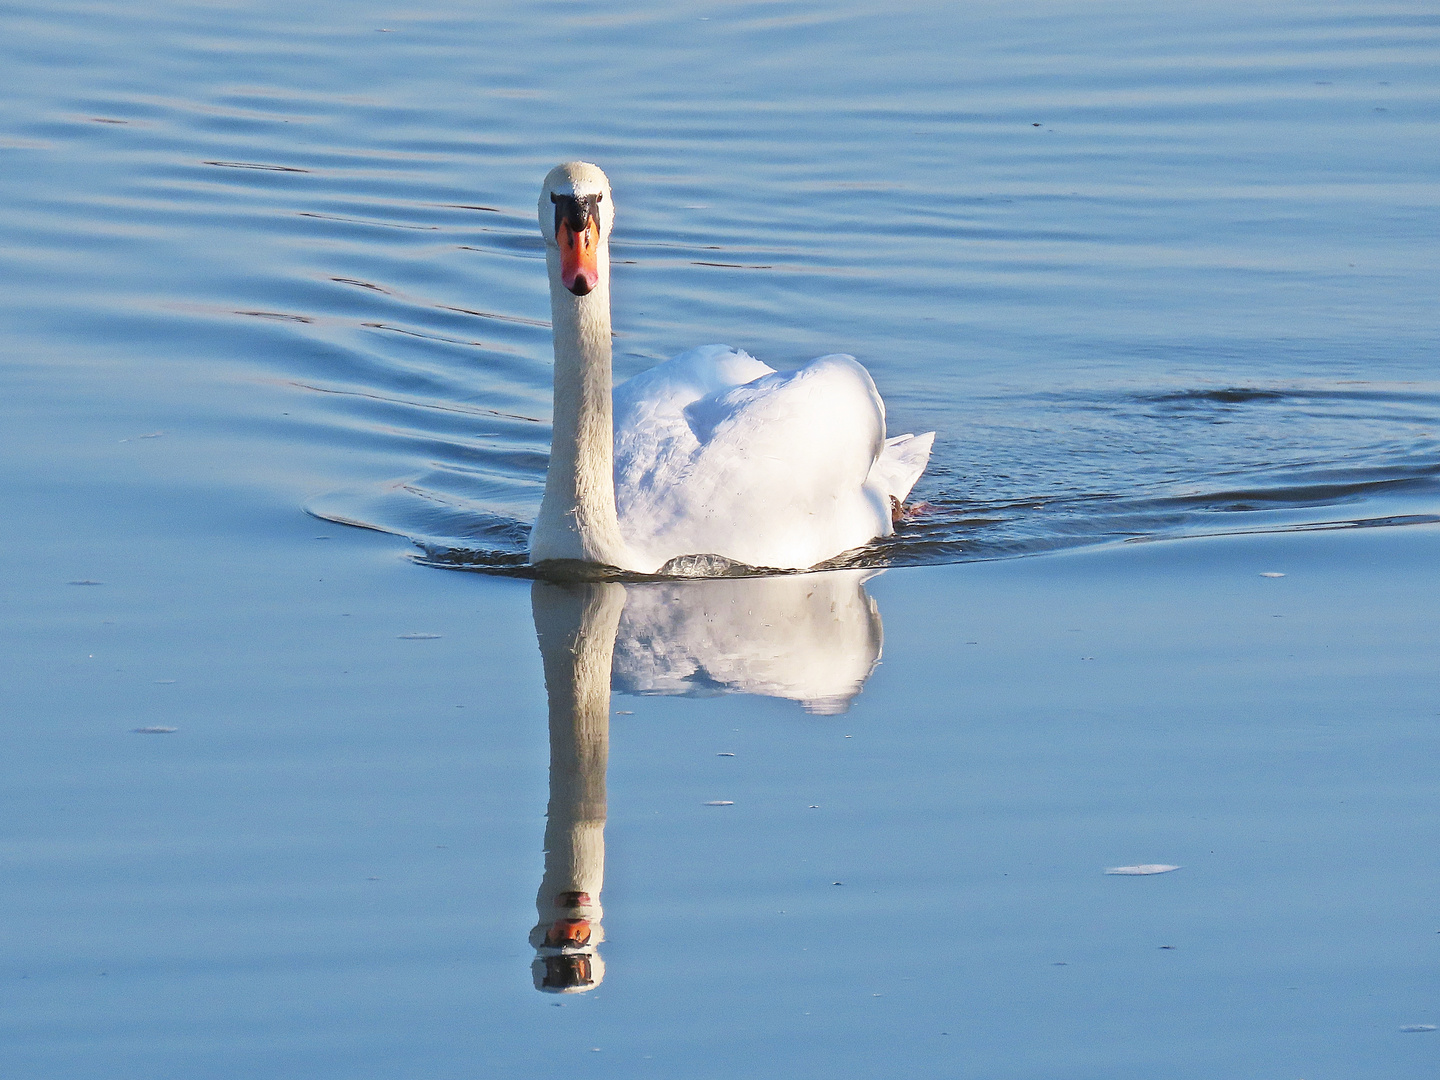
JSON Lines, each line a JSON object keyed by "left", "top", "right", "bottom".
{"left": 531, "top": 244, "right": 631, "bottom": 569}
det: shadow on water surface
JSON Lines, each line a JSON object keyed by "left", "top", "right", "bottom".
{"left": 529, "top": 570, "right": 881, "bottom": 992}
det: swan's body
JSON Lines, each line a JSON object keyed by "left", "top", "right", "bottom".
{"left": 614, "top": 345, "right": 932, "bottom": 572}
{"left": 530, "top": 162, "right": 933, "bottom": 575}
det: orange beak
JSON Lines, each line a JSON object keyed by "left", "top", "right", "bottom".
{"left": 558, "top": 216, "right": 600, "bottom": 296}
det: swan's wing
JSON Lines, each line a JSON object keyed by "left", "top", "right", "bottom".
{"left": 613, "top": 344, "right": 773, "bottom": 507}
{"left": 681, "top": 355, "right": 884, "bottom": 488}
{"left": 868, "top": 431, "right": 935, "bottom": 504}
{"left": 615, "top": 351, "right": 894, "bottom": 571}
{"left": 614, "top": 344, "right": 774, "bottom": 435}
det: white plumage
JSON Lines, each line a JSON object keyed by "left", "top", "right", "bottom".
{"left": 614, "top": 345, "right": 933, "bottom": 572}
{"left": 530, "top": 161, "right": 934, "bottom": 575}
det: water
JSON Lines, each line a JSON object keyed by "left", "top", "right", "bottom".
{"left": 4, "top": 0, "right": 1435, "bottom": 573}
{"left": 2, "top": 1, "right": 1439, "bottom": 1076}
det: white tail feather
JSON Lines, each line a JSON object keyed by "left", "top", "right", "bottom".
{"left": 869, "top": 431, "right": 935, "bottom": 503}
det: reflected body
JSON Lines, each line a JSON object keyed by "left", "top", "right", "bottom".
{"left": 614, "top": 570, "right": 882, "bottom": 714}
{"left": 529, "top": 570, "right": 885, "bottom": 990}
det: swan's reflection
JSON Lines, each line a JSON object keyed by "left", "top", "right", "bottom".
{"left": 529, "top": 570, "right": 883, "bottom": 992}
{"left": 529, "top": 582, "right": 623, "bottom": 993}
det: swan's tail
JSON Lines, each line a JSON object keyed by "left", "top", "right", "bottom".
{"left": 869, "top": 431, "right": 935, "bottom": 504}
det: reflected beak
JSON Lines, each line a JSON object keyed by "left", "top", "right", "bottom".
{"left": 558, "top": 217, "right": 600, "bottom": 296}
{"left": 544, "top": 918, "right": 593, "bottom": 947}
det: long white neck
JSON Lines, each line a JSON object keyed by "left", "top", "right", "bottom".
{"left": 530, "top": 242, "right": 632, "bottom": 570}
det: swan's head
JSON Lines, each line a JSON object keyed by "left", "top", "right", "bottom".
{"left": 539, "top": 162, "right": 614, "bottom": 297}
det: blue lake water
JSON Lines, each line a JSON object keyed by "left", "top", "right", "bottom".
{"left": 1, "top": 0, "right": 1438, "bottom": 1076}
{"left": 4, "top": 0, "right": 1436, "bottom": 567}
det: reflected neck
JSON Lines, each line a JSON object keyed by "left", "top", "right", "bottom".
{"left": 530, "top": 581, "right": 626, "bottom": 993}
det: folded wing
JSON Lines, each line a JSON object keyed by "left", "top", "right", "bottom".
{"left": 614, "top": 345, "right": 933, "bottom": 572}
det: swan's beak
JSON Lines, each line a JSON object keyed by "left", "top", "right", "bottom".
{"left": 558, "top": 216, "right": 600, "bottom": 296}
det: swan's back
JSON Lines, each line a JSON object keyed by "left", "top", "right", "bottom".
{"left": 614, "top": 345, "right": 932, "bottom": 572}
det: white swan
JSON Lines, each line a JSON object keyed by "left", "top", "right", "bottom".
{"left": 530, "top": 161, "right": 934, "bottom": 575}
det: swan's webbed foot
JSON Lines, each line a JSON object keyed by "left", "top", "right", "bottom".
{"left": 890, "top": 497, "right": 931, "bottom": 527}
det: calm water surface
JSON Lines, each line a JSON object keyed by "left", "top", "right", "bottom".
{"left": 2, "top": 1, "right": 1439, "bottom": 1077}
{"left": 3, "top": 0, "right": 1436, "bottom": 569}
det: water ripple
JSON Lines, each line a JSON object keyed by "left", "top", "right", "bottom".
{"left": 2, "top": 0, "right": 1435, "bottom": 578}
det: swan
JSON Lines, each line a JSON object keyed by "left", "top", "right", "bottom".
{"left": 530, "top": 161, "right": 934, "bottom": 575}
